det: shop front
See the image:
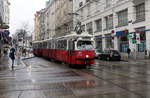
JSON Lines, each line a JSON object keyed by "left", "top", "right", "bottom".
{"left": 116, "top": 29, "right": 129, "bottom": 53}
{"left": 105, "top": 34, "right": 114, "bottom": 49}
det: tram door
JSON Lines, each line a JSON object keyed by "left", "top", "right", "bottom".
{"left": 68, "top": 40, "right": 75, "bottom": 64}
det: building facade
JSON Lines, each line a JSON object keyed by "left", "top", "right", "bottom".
{"left": 0, "top": 0, "right": 10, "bottom": 59}
{"left": 73, "top": 0, "right": 150, "bottom": 59}
{"left": 0, "top": 0, "right": 10, "bottom": 26}
{"left": 33, "top": 0, "right": 74, "bottom": 41}
{"left": 44, "top": 0, "right": 56, "bottom": 40}
{"left": 54, "top": 0, "right": 73, "bottom": 37}
{"left": 34, "top": 11, "right": 41, "bottom": 41}
{"left": 39, "top": 9, "right": 46, "bottom": 40}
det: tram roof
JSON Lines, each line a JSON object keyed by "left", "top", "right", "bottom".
{"left": 32, "top": 32, "right": 93, "bottom": 43}
{"left": 55, "top": 32, "right": 93, "bottom": 39}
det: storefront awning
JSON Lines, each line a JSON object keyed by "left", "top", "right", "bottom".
{"left": 116, "top": 31, "right": 124, "bottom": 36}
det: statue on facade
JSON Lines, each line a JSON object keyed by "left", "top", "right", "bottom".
{"left": 74, "top": 21, "right": 82, "bottom": 34}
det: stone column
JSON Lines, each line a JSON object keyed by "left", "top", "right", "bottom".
{"left": 145, "top": 0, "right": 150, "bottom": 58}
{"left": 128, "top": 2, "right": 136, "bottom": 59}
{"left": 102, "top": 35, "right": 106, "bottom": 51}
{"left": 113, "top": 11, "right": 118, "bottom": 50}
{"left": 102, "top": 17, "right": 106, "bottom": 51}
{"left": 0, "top": 41, "right": 2, "bottom": 63}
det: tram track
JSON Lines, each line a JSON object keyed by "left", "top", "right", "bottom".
{"left": 87, "top": 63, "right": 150, "bottom": 84}
{"left": 70, "top": 65, "right": 145, "bottom": 98}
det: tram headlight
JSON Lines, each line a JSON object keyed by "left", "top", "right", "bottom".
{"left": 86, "top": 55, "right": 89, "bottom": 58}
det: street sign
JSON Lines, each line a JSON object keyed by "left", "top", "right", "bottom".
{"left": 128, "top": 33, "right": 134, "bottom": 39}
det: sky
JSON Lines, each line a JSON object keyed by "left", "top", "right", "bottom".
{"left": 10, "top": 0, "right": 47, "bottom": 35}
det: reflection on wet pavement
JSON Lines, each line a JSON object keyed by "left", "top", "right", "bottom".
{"left": 1, "top": 57, "right": 150, "bottom": 97}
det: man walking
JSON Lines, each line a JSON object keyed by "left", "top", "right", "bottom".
{"left": 127, "top": 48, "right": 131, "bottom": 59}
{"left": 9, "top": 46, "right": 16, "bottom": 70}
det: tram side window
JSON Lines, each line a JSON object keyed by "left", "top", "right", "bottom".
{"left": 37, "top": 43, "right": 40, "bottom": 48}
{"left": 44, "top": 42, "right": 47, "bottom": 49}
{"left": 64, "top": 40, "right": 67, "bottom": 49}
{"left": 57, "top": 40, "right": 67, "bottom": 49}
{"left": 52, "top": 40, "right": 55, "bottom": 49}
{"left": 36, "top": 44, "right": 38, "bottom": 49}
{"left": 48, "top": 42, "right": 51, "bottom": 49}
{"left": 55, "top": 41, "right": 58, "bottom": 49}
{"left": 68, "top": 40, "right": 74, "bottom": 50}
{"left": 40, "top": 43, "right": 42, "bottom": 49}
{"left": 32, "top": 43, "right": 34, "bottom": 49}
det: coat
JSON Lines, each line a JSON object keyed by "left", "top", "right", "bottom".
{"left": 9, "top": 48, "right": 15, "bottom": 60}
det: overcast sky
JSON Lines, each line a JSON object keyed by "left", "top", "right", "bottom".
{"left": 10, "top": 0, "right": 47, "bottom": 34}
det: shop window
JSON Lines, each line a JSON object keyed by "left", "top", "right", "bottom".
{"left": 95, "top": 38, "right": 102, "bottom": 50}
{"left": 135, "top": 27, "right": 146, "bottom": 52}
{"left": 120, "top": 43, "right": 129, "bottom": 53}
{"left": 119, "top": 34, "right": 129, "bottom": 53}
{"left": 105, "top": 34, "right": 113, "bottom": 48}
{"left": 137, "top": 41, "right": 146, "bottom": 52}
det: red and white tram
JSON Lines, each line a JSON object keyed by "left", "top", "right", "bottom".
{"left": 33, "top": 32, "right": 95, "bottom": 66}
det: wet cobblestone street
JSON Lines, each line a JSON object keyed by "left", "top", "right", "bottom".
{"left": 0, "top": 56, "right": 150, "bottom": 97}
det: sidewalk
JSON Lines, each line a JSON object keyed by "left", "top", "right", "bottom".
{"left": 0, "top": 54, "right": 26, "bottom": 71}
{"left": 0, "top": 55, "right": 11, "bottom": 70}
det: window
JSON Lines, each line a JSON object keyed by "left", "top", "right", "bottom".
{"left": 135, "top": 3, "right": 145, "bottom": 22}
{"left": 117, "top": 9, "right": 128, "bottom": 27}
{"left": 86, "top": 0, "right": 90, "bottom": 3}
{"left": 77, "top": 41, "right": 94, "bottom": 50}
{"left": 86, "top": 22, "right": 93, "bottom": 34}
{"left": 119, "top": 33, "right": 129, "bottom": 53}
{"left": 87, "top": 4, "right": 91, "bottom": 17}
{"left": 81, "top": 25, "right": 85, "bottom": 32}
{"left": 105, "top": 14, "right": 113, "bottom": 30}
{"left": 106, "top": 0, "right": 112, "bottom": 7}
{"left": 57, "top": 40, "right": 67, "bottom": 49}
{"left": 95, "top": 19, "right": 102, "bottom": 32}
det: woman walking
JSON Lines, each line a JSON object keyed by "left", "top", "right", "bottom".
{"left": 9, "top": 46, "right": 16, "bottom": 70}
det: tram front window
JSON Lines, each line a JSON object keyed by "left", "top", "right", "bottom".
{"left": 77, "top": 41, "right": 94, "bottom": 50}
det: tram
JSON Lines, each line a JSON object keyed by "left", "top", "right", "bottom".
{"left": 32, "top": 32, "right": 95, "bottom": 66}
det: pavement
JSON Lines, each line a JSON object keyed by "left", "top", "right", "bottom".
{"left": 0, "top": 54, "right": 150, "bottom": 98}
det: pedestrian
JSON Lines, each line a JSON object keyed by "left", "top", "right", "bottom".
{"left": 16, "top": 48, "right": 21, "bottom": 65}
{"left": 9, "top": 46, "right": 16, "bottom": 70}
{"left": 22, "top": 48, "right": 26, "bottom": 57}
{"left": 127, "top": 48, "right": 131, "bottom": 58}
